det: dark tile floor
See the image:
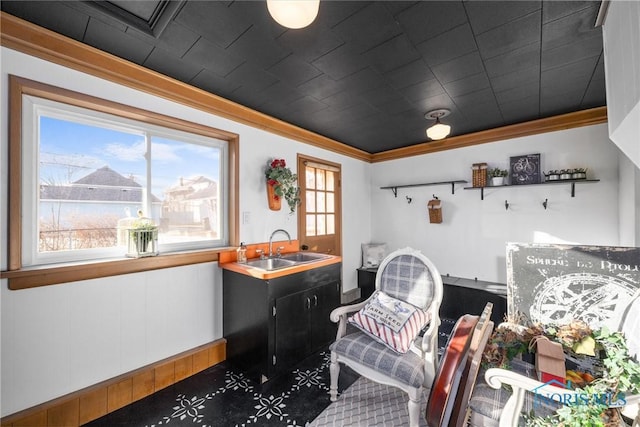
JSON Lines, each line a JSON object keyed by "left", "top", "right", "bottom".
{"left": 84, "top": 318, "right": 456, "bottom": 427}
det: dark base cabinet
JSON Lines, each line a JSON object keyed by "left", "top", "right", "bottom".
{"left": 223, "top": 263, "right": 341, "bottom": 383}
{"left": 357, "top": 269, "right": 506, "bottom": 325}
{"left": 439, "top": 276, "right": 507, "bottom": 326}
{"left": 357, "top": 267, "right": 377, "bottom": 301}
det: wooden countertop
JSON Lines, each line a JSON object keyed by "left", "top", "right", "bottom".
{"left": 220, "top": 254, "right": 342, "bottom": 280}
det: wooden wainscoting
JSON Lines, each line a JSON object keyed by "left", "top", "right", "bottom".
{"left": 1, "top": 339, "right": 226, "bottom": 427}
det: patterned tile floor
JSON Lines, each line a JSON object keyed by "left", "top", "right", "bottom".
{"left": 83, "top": 350, "right": 358, "bottom": 427}
{"left": 84, "top": 319, "right": 456, "bottom": 427}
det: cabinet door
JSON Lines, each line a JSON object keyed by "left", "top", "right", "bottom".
{"left": 274, "top": 289, "right": 312, "bottom": 372}
{"left": 310, "top": 281, "right": 340, "bottom": 352}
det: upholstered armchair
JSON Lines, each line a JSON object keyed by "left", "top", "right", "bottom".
{"left": 328, "top": 247, "right": 443, "bottom": 427}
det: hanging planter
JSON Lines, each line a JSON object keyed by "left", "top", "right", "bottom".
{"left": 427, "top": 197, "right": 442, "bottom": 224}
{"left": 266, "top": 181, "right": 282, "bottom": 211}
{"left": 265, "top": 158, "right": 301, "bottom": 214}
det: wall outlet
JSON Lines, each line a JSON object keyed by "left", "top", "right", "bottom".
{"left": 242, "top": 211, "right": 251, "bottom": 225}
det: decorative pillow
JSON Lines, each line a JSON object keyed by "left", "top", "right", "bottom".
{"left": 349, "top": 290, "right": 430, "bottom": 353}
{"left": 361, "top": 243, "right": 387, "bottom": 268}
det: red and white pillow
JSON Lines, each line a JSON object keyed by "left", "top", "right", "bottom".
{"left": 349, "top": 290, "right": 431, "bottom": 354}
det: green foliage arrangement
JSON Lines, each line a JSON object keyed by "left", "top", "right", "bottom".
{"left": 484, "top": 319, "right": 640, "bottom": 426}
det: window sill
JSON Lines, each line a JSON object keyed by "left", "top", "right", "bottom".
{"left": 1, "top": 248, "right": 233, "bottom": 290}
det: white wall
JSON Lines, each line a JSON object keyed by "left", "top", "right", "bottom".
{"left": 371, "top": 124, "right": 622, "bottom": 283}
{"left": 618, "top": 152, "right": 640, "bottom": 246}
{"left": 0, "top": 264, "right": 219, "bottom": 415}
{"left": 0, "top": 47, "right": 371, "bottom": 416}
{"left": 603, "top": 0, "right": 640, "bottom": 169}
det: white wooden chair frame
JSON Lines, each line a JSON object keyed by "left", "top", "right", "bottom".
{"left": 483, "top": 368, "right": 640, "bottom": 427}
{"left": 329, "top": 247, "right": 443, "bottom": 427}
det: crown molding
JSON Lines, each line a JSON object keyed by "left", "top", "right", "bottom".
{"left": 371, "top": 107, "right": 607, "bottom": 163}
{"left": 2, "top": 12, "right": 607, "bottom": 164}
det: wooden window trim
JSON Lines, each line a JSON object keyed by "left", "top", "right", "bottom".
{"left": 2, "top": 75, "right": 239, "bottom": 290}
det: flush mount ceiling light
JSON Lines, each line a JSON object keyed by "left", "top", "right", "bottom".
{"left": 267, "top": 0, "right": 320, "bottom": 29}
{"left": 425, "top": 109, "right": 452, "bottom": 140}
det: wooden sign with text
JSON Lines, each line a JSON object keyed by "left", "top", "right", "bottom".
{"left": 506, "top": 243, "right": 640, "bottom": 331}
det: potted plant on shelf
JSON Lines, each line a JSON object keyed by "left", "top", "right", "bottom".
{"left": 488, "top": 167, "right": 508, "bottom": 186}
{"left": 265, "top": 158, "right": 301, "bottom": 214}
{"left": 127, "top": 211, "right": 158, "bottom": 257}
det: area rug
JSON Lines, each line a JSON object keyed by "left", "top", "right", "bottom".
{"left": 307, "top": 376, "right": 429, "bottom": 427}
{"left": 308, "top": 317, "right": 457, "bottom": 427}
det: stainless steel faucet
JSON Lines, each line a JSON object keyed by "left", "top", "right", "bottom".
{"left": 269, "top": 229, "right": 291, "bottom": 257}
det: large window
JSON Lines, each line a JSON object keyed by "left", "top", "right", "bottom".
{"left": 10, "top": 76, "right": 238, "bottom": 270}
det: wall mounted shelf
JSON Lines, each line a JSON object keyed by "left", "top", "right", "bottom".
{"left": 381, "top": 180, "right": 468, "bottom": 197}
{"left": 464, "top": 179, "right": 600, "bottom": 200}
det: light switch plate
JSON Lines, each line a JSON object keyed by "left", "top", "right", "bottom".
{"left": 242, "top": 211, "right": 251, "bottom": 225}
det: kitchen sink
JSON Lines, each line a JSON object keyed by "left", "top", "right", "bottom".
{"left": 244, "top": 257, "right": 297, "bottom": 271}
{"left": 242, "top": 252, "right": 331, "bottom": 271}
{"left": 279, "top": 252, "right": 331, "bottom": 263}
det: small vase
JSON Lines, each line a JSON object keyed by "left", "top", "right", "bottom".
{"left": 491, "top": 177, "right": 504, "bottom": 186}
{"left": 267, "top": 182, "right": 282, "bottom": 211}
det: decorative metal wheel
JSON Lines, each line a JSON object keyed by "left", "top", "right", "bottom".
{"left": 531, "top": 272, "right": 637, "bottom": 328}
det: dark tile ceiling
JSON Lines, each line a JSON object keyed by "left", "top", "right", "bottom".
{"left": 1, "top": 1, "right": 605, "bottom": 154}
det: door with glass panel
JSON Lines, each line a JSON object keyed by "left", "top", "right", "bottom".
{"left": 297, "top": 155, "right": 341, "bottom": 256}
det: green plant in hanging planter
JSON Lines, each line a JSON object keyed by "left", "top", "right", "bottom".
{"left": 265, "top": 158, "right": 301, "bottom": 214}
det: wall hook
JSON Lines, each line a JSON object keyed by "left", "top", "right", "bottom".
{"left": 432, "top": 194, "right": 439, "bottom": 200}
{"left": 406, "top": 196, "right": 412, "bottom": 204}
{"left": 542, "top": 198, "right": 548, "bottom": 210}
{"left": 505, "top": 200, "right": 510, "bottom": 210}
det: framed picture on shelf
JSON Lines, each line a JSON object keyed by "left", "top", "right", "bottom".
{"left": 510, "top": 153, "right": 540, "bottom": 185}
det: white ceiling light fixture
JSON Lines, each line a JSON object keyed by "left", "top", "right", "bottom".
{"left": 267, "top": 0, "right": 320, "bottom": 29}
{"left": 425, "top": 109, "right": 452, "bottom": 140}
